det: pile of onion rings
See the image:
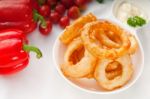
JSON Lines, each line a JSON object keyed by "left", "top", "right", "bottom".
{"left": 59, "top": 13, "right": 138, "bottom": 91}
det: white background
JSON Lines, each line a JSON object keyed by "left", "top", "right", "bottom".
{"left": 0, "top": 0, "right": 150, "bottom": 99}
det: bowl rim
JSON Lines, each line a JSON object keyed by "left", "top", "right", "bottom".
{"left": 52, "top": 19, "right": 145, "bottom": 95}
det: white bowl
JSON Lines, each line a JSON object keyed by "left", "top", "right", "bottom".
{"left": 52, "top": 18, "right": 144, "bottom": 94}
{"left": 111, "top": 0, "right": 150, "bottom": 29}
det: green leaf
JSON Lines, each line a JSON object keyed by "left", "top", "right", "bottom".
{"left": 127, "top": 17, "right": 136, "bottom": 27}
{"left": 127, "top": 16, "right": 146, "bottom": 27}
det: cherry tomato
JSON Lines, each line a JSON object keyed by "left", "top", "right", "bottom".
{"left": 67, "top": 6, "right": 80, "bottom": 19}
{"left": 47, "top": 0, "right": 57, "bottom": 6}
{"left": 50, "top": 11, "right": 61, "bottom": 23}
{"left": 55, "top": 3, "right": 66, "bottom": 15}
{"left": 39, "top": 5, "right": 51, "bottom": 17}
{"left": 79, "top": 4, "right": 87, "bottom": 12}
{"left": 59, "top": 16, "right": 70, "bottom": 28}
{"left": 39, "top": 20, "right": 52, "bottom": 35}
{"left": 74, "top": 0, "right": 87, "bottom": 6}
{"left": 31, "top": 0, "right": 40, "bottom": 10}
{"left": 24, "top": 19, "right": 37, "bottom": 34}
{"left": 61, "top": 0, "right": 74, "bottom": 8}
{"left": 86, "top": 0, "right": 93, "bottom": 3}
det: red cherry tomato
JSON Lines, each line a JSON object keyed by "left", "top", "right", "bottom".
{"left": 47, "top": 0, "right": 57, "bottom": 6}
{"left": 67, "top": 6, "right": 80, "bottom": 19}
{"left": 50, "top": 11, "right": 61, "bottom": 23}
{"left": 39, "top": 5, "right": 51, "bottom": 17}
{"left": 75, "top": 0, "right": 87, "bottom": 6}
{"left": 79, "top": 4, "right": 87, "bottom": 12}
{"left": 55, "top": 3, "right": 66, "bottom": 15}
{"left": 39, "top": 20, "right": 52, "bottom": 35}
{"left": 61, "top": 0, "right": 74, "bottom": 8}
{"left": 31, "top": 0, "right": 40, "bottom": 10}
{"left": 59, "top": 16, "right": 70, "bottom": 28}
{"left": 86, "top": 0, "right": 92, "bottom": 3}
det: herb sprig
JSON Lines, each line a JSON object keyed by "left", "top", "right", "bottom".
{"left": 127, "top": 16, "right": 146, "bottom": 27}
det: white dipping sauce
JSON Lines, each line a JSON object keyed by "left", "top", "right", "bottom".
{"left": 116, "top": 2, "right": 148, "bottom": 23}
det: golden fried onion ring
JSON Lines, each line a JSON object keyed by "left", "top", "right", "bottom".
{"left": 128, "top": 35, "right": 138, "bottom": 54}
{"left": 61, "top": 38, "right": 97, "bottom": 78}
{"left": 106, "top": 70, "right": 122, "bottom": 80}
{"left": 96, "top": 30, "right": 120, "bottom": 48}
{"left": 94, "top": 54, "right": 133, "bottom": 90}
{"left": 99, "top": 30, "right": 138, "bottom": 55}
{"left": 81, "top": 20, "right": 131, "bottom": 59}
{"left": 86, "top": 61, "right": 121, "bottom": 79}
{"left": 106, "top": 61, "right": 122, "bottom": 80}
{"left": 59, "top": 13, "right": 97, "bottom": 45}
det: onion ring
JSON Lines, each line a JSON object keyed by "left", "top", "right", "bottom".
{"left": 128, "top": 35, "right": 138, "bottom": 54}
{"left": 86, "top": 73, "right": 94, "bottom": 79}
{"left": 106, "top": 61, "right": 122, "bottom": 80}
{"left": 105, "top": 61, "right": 120, "bottom": 72}
{"left": 94, "top": 54, "right": 133, "bottom": 90}
{"left": 61, "top": 38, "right": 97, "bottom": 78}
{"left": 96, "top": 29, "right": 120, "bottom": 48}
{"left": 106, "top": 70, "right": 122, "bottom": 80}
{"left": 59, "top": 13, "right": 97, "bottom": 45}
{"left": 97, "top": 28, "right": 138, "bottom": 55}
{"left": 81, "top": 20, "right": 131, "bottom": 59}
{"left": 99, "top": 30, "right": 138, "bottom": 55}
{"left": 86, "top": 61, "right": 122, "bottom": 79}
{"left": 106, "top": 31, "right": 122, "bottom": 45}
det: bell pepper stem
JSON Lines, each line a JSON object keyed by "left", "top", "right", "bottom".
{"left": 33, "top": 9, "right": 47, "bottom": 28}
{"left": 23, "top": 44, "right": 42, "bottom": 59}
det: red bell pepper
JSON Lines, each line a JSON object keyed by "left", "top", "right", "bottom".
{"left": 0, "top": 29, "right": 42, "bottom": 74}
{"left": 0, "top": 0, "right": 37, "bottom": 34}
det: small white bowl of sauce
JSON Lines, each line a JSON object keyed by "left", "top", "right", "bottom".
{"left": 112, "top": 0, "right": 150, "bottom": 28}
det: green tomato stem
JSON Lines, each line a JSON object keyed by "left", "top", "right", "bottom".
{"left": 33, "top": 9, "right": 47, "bottom": 28}
{"left": 37, "top": 0, "right": 46, "bottom": 5}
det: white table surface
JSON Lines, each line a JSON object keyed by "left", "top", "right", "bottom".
{"left": 0, "top": 0, "right": 150, "bottom": 99}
